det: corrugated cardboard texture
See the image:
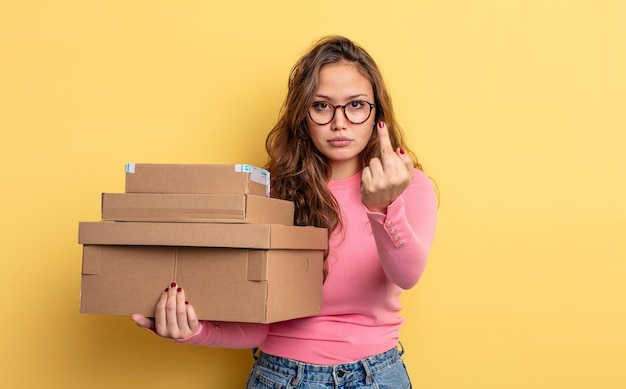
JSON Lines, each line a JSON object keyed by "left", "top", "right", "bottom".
{"left": 78, "top": 222, "right": 328, "bottom": 250}
{"left": 125, "top": 164, "right": 268, "bottom": 196}
{"left": 80, "top": 245, "right": 324, "bottom": 323}
{"left": 101, "top": 193, "right": 294, "bottom": 225}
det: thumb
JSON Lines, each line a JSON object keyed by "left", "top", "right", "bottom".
{"left": 131, "top": 314, "right": 155, "bottom": 329}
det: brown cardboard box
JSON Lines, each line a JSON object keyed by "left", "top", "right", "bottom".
{"left": 125, "top": 163, "right": 270, "bottom": 196}
{"left": 80, "top": 245, "right": 324, "bottom": 323}
{"left": 78, "top": 222, "right": 327, "bottom": 249}
{"left": 101, "top": 193, "right": 294, "bottom": 225}
{"left": 80, "top": 163, "right": 327, "bottom": 323}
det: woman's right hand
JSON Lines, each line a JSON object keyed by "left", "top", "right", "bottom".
{"left": 131, "top": 282, "right": 199, "bottom": 339}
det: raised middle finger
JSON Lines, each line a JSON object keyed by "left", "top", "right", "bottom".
{"left": 377, "top": 122, "right": 395, "bottom": 163}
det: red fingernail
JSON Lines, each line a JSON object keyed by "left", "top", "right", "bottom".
{"left": 177, "top": 287, "right": 182, "bottom": 293}
{"left": 378, "top": 121, "right": 384, "bottom": 129}
{"left": 185, "top": 301, "right": 189, "bottom": 305}
{"left": 164, "top": 288, "right": 169, "bottom": 293}
{"left": 170, "top": 282, "right": 177, "bottom": 288}
{"left": 399, "top": 148, "right": 405, "bottom": 155}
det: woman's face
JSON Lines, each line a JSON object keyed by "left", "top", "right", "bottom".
{"left": 306, "top": 61, "right": 376, "bottom": 180}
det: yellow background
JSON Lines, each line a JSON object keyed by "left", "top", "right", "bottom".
{"left": 1, "top": 1, "right": 624, "bottom": 388}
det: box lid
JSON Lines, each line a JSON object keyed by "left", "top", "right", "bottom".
{"left": 125, "top": 163, "right": 270, "bottom": 196}
{"left": 101, "top": 193, "right": 294, "bottom": 225}
{"left": 78, "top": 221, "right": 328, "bottom": 250}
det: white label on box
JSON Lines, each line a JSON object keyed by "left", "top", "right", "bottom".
{"left": 235, "top": 164, "right": 270, "bottom": 196}
{"left": 125, "top": 163, "right": 136, "bottom": 174}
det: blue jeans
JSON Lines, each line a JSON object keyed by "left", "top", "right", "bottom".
{"left": 246, "top": 345, "right": 412, "bottom": 389}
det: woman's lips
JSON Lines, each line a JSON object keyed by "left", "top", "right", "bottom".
{"left": 328, "top": 137, "right": 353, "bottom": 147}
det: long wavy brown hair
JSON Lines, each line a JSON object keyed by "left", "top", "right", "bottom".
{"left": 265, "top": 35, "right": 422, "bottom": 234}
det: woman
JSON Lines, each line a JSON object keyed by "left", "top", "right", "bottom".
{"left": 132, "top": 35, "right": 437, "bottom": 388}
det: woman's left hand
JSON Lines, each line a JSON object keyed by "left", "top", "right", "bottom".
{"left": 131, "top": 283, "right": 199, "bottom": 339}
{"left": 361, "top": 121, "right": 414, "bottom": 213}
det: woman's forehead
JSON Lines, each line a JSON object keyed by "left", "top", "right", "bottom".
{"left": 316, "top": 62, "right": 374, "bottom": 100}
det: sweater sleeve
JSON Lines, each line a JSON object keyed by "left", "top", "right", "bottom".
{"left": 172, "top": 320, "right": 270, "bottom": 348}
{"left": 366, "top": 169, "right": 438, "bottom": 289}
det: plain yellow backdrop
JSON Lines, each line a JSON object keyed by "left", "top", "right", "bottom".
{"left": 1, "top": 1, "right": 625, "bottom": 388}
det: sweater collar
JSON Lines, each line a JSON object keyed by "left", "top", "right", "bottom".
{"left": 328, "top": 170, "right": 362, "bottom": 190}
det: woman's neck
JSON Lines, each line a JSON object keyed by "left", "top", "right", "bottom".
{"left": 329, "top": 159, "right": 360, "bottom": 181}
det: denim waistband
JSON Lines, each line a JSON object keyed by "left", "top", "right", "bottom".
{"left": 254, "top": 345, "right": 403, "bottom": 385}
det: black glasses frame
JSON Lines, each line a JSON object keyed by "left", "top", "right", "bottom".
{"left": 308, "top": 100, "right": 376, "bottom": 125}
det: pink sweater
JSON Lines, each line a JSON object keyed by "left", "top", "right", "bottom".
{"left": 176, "top": 169, "right": 438, "bottom": 364}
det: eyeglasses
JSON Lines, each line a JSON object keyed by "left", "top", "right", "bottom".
{"left": 308, "top": 100, "right": 376, "bottom": 125}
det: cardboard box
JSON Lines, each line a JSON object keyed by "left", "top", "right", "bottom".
{"left": 80, "top": 245, "right": 324, "bottom": 323}
{"left": 101, "top": 193, "right": 294, "bottom": 225}
{"left": 125, "top": 163, "right": 270, "bottom": 196}
{"left": 78, "top": 222, "right": 327, "bottom": 249}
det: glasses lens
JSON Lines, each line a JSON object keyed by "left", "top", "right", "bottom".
{"left": 344, "top": 100, "right": 372, "bottom": 124}
{"left": 309, "top": 102, "right": 333, "bottom": 125}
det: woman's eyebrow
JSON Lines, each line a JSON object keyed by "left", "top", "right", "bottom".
{"left": 313, "top": 93, "right": 370, "bottom": 100}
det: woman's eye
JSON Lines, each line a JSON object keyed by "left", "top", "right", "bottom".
{"left": 312, "top": 102, "right": 330, "bottom": 110}
{"left": 349, "top": 100, "right": 365, "bottom": 109}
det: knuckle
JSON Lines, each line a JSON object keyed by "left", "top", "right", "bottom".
{"left": 166, "top": 297, "right": 177, "bottom": 309}
{"left": 166, "top": 306, "right": 177, "bottom": 318}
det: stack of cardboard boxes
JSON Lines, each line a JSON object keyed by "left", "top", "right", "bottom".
{"left": 78, "top": 164, "right": 328, "bottom": 323}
